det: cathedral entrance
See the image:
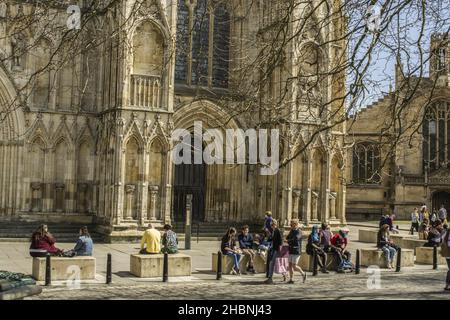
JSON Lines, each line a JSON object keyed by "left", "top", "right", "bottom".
{"left": 432, "top": 191, "right": 450, "bottom": 212}
{"left": 173, "top": 140, "right": 207, "bottom": 223}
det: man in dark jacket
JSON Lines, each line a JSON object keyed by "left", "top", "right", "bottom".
{"left": 264, "top": 219, "right": 283, "bottom": 284}
{"left": 238, "top": 225, "right": 255, "bottom": 273}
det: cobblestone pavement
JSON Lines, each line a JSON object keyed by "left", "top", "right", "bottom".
{"left": 1, "top": 225, "right": 449, "bottom": 300}
{"left": 28, "top": 268, "right": 450, "bottom": 300}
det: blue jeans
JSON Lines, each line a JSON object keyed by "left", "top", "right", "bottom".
{"left": 446, "top": 258, "right": 450, "bottom": 285}
{"left": 224, "top": 252, "right": 241, "bottom": 271}
{"left": 381, "top": 246, "right": 396, "bottom": 264}
{"left": 268, "top": 250, "right": 280, "bottom": 278}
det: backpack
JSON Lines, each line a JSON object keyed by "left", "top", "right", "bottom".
{"left": 441, "top": 230, "right": 450, "bottom": 258}
{"left": 306, "top": 235, "right": 314, "bottom": 255}
{"left": 339, "top": 259, "right": 354, "bottom": 271}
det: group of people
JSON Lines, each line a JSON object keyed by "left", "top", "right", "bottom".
{"left": 410, "top": 204, "right": 449, "bottom": 244}
{"left": 29, "top": 223, "right": 179, "bottom": 258}
{"left": 220, "top": 211, "right": 354, "bottom": 284}
{"left": 29, "top": 224, "right": 93, "bottom": 257}
{"left": 139, "top": 224, "right": 179, "bottom": 255}
{"left": 306, "top": 223, "right": 352, "bottom": 274}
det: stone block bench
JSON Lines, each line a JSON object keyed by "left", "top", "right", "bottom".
{"left": 358, "top": 229, "right": 378, "bottom": 243}
{"left": 212, "top": 253, "right": 266, "bottom": 274}
{"left": 415, "top": 247, "right": 447, "bottom": 265}
{"left": 389, "top": 234, "right": 417, "bottom": 248}
{"left": 32, "top": 256, "right": 96, "bottom": 281}
{"left": 299, "top": 252, "right": 339, "bottom": 272}
{"left": 401, "top": 238, "right": 427, "bottom": 253}
{"left": 360, "top": 248, "right": 414, "bottom": 268}
{"left": 130, "top": 254, "right": 191, "bottom": 278}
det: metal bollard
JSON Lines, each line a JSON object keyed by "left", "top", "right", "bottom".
{"left": 433, "top": 246, "right": 438, "bottom": 270}
{"left": 216, "top": 251, "right": 222, "bottom": 280}
{"left": 355, "top": 249, "right": 360, "bottom": 275}
{"left": 265, "top": 251, "right": 271, "bottom": 278}
{"left": 45, "top": 254, "right": 51, "bottom": 286}
{"left": 312, "top": 251, "right": 318, "bottom": 276}
{"left": 395, "top": 247, "right": 402, "bottom": 272}
{"left": 163, "top": 253, "right": 169, "bottom": 282}
{"left": 106, "top": 253, "right": 112, "bottom": 284}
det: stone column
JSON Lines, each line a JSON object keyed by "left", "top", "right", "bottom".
{"left": 340, "top": 183, "right": 347, "bottom": 225}
{"left": 31, "top": 182, "right": 42, "bottom": 212}
{"left": 55, "top": 183, "right": 65, "bottom": 213}
{"left": 125, "top": 184, "right": 135, "bottom": 219}
{"left": 324, "top": 154, "right": 332, "bottom": 222}
{"left": 329, "top": 191, "right": 337, "bottom": 220}
{"left": 303, "top": 157, "right": 313, "bottom": 226}
{"left": 292, "top": 189, "right": 301, "bottom": 220}
{"left": 148, "top": 185, "right": 159, "bottom": 221}
{"left": 139, "top": 182, "right": 147, "bottom": 226}
{"left": 311, "top": 191, "right": 319, "bottom": 221}
{"left": 257, "top": 187, "right": 263, "bottom": 218}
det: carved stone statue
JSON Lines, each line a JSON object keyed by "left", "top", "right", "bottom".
{"left": 11, "top": 31, "right": 26, "bottom": 69}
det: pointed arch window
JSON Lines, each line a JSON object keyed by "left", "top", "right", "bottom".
{"left": 175, "top": 0, "right": 230, "bottom": 88}
{"left": 352, "top": 142, "right": 381, "bottom": 184}
{"left": 423, "top": 101, "right": 450, "bottom": 171}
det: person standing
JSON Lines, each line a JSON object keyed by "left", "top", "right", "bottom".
{"left": 286, "top": 219, "right": 306, "bottom": 284}
{"left": 441, "top": 227, "right": 450, "bottom": 291}
{"left": 410, "top": 208, "right": 420, "bottom": 234}
{"left": 238, "top": 225, "right": 256, "bottom": 273}
{"left": 140, "top": 223, "right": 161, "bottom": 254}
{"left": 264, "top": 219, "right": 283, "bottom": 284}
{"left": 439, "top": 204, "right": 448, "bottom": 225}
{"left": 264, "top": 211, "right": 273, "bottom": 235}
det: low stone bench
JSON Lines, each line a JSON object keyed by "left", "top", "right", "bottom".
{"left": 358, "top": 229, "right": 378, "bottom": 243}
{"left": 389, "top": 234, "right": 418, "bottom": 248}
{"left": 360, "top": 248, "right": 414, "bottom": 268}
{"left": 299, "top": 252, "right": 339, "bottom": 272}
{"left": 130, "top": 254, "right": 191, "bottom": 278}
{"left": 32, "top": 256, "right": 96, "bottom": 281}
{"left": 415, "top": 246, "right": 447, "bottom": 265}
{"left": 402, "top": 238, "right": 427, "bottom": 253}
{"left": 212, "top": 253, "right": 266, "bottom": 274}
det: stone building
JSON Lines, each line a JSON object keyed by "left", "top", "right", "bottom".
{"left": 346, "top": 34, "right": 450, "bottom": 220}
{"left": 0, "top": 0, "right": 347, "bottom": 238}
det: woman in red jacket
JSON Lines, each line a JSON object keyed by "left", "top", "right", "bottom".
{"left": 29, "top": 224, "right": 63, "bottom": 257}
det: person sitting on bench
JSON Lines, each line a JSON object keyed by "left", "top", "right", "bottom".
{"left": 238, "top": 225, "right": 255, "bottom": 273}
{"left": 72, "top": 226, "right": 93, "bottom": 256}
{"left": 330, "top": 229, "right": 352, "bottom": 272}
{"left": 29, "top": 224, "right": 63, "bottom": 257}
{"left": 161, "top": 224, "right": 178, "bottom": 254}
{"left": 140, "top": 223, "right": 161, "bottom": 254}
{"left": 424, "top": 220, "right": 444, "bottom": 247}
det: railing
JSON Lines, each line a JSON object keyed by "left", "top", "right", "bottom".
{"left": 403, "top": 175, "right": 425, "bottom": 184}
{"left": 130, "top": 74, "right": 162, "bottom": 109}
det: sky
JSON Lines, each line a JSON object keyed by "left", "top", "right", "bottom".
{"left": 346, "top": 0, "right": 450, "bottom": 110}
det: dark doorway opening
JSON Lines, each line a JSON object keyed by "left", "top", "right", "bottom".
{"left": 432, "top": 191, "right": 450, "bottom": 213}
{"left": 173, "top": 139, "right": 207, "bottom": 223}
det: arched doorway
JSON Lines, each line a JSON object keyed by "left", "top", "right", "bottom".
{"left": 173, "top": 137, "right": 207, "bottom": 223}
{"left": 432, "top": 191, "right": 450, "bottom": 213}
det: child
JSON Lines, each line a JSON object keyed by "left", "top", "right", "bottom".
{"left": 264, "top": 211, "right": 273, "bottom": 235}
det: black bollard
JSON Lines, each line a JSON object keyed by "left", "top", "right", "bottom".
{"left": 433, "top": 245, "right": 438, "bottom": 270}
{"left": 163, "top": 253, "right": 169, "bottom": 282}
{"left": 106, "top": 253, "right": 112, "bottom": 284}
{"left": 355, "top": 249, "right": 360, "bottom": 275}
{"left": 216, "top": 251, "right": 222, "bottom": 280}
{"left": 312, "top": 251, "right": 318, "bottom": 276}
{"left": 45, "top": 254, "right": 51, "bottom": 286}
{"left": 395, "top": 247, "right": 402, "bottom": 272}
{"left": 265, "top": 251, "right": 271, "bottom": 278}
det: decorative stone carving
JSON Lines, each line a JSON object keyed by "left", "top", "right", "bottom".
{"left": 311, "top": 191, "right": 319, "bottom": 221}
{"left": 329, "top": 192, "right": 337, "bottom": 220}
{"left": 125, "top": 184, "right": 136, "bottom": 219}
{"left": 148, "top": 185, "right": 159, "bottom": 220}
{"left": 11, "top": 31, "right": 26, "bottom": 69}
